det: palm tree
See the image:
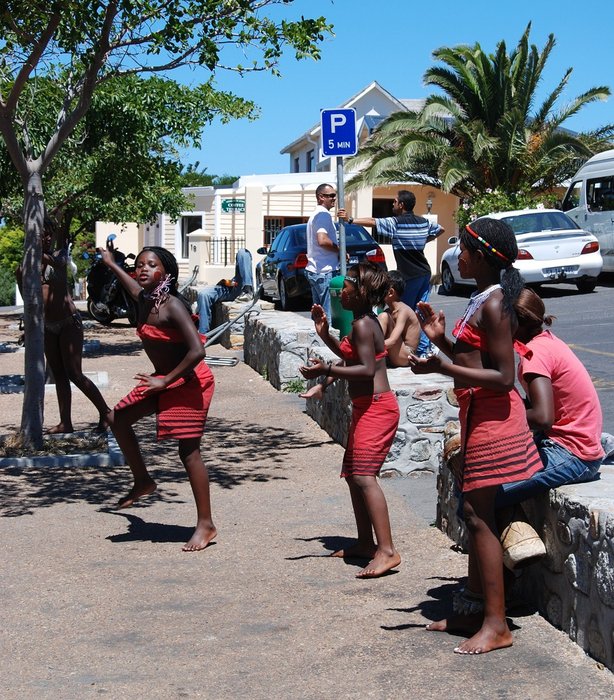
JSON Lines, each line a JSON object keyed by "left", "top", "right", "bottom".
{"left": 348, "top": 24, "right": 614, "bottom": 198}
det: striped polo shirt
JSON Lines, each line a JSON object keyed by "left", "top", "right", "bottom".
{"left": 375, "top": 214, "right": 443, "bottom": 280}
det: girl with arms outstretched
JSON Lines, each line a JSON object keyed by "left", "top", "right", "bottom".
{"left": 410, "top": 219, "right": 541, "bottom": 654}
{"left": 300, "top": 262, "right": 401, "bottom": 578}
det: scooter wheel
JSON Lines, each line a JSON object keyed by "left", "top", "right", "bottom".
{"left": 87, "top": 298, "right": 116, "bottom": 325}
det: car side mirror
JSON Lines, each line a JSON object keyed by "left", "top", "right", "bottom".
{"left": 256, "top": 246, "right": 268, "bottom": 255}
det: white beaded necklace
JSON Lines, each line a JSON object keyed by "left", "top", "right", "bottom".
{"left": 456, "top": 283, "right": 501, "bottom": 341}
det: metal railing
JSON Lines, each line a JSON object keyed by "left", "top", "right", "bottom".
{"left": 208, "top": 237, "right": 246, "bottom": 266}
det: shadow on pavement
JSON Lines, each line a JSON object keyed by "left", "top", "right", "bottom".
{"left": 105, "top": 511, "right": 208, "bottom": 545}
{"left": 0, "top": 415, "right": 324, "bottom": 517}
{"left": 381, "top": 579, "right": 461, "bottom": 631}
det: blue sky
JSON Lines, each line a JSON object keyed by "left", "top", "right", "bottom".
{"left": 179, "top": 0, "right": 614, "bottom": 177}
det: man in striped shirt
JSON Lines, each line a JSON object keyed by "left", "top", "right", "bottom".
{"left": 339, "top": 190, "right": 444, "bottom": 355}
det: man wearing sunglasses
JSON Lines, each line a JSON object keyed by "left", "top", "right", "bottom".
{"left": 305, "top": 183, "right": 340, "bottom": 319}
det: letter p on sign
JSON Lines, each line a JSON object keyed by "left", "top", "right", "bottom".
{"left": 330, "top": 114, "right": 347, "bottom": 132}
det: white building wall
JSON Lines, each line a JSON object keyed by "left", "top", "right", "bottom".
{"left": 95, "top": 221, "right": 141, "bottom": 254}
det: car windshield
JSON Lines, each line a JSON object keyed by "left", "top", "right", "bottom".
{"left": 342, "top": 224, "right": 375, "bottom": 244}
{"left": 500, "top": 211, "right": 579, "bottom": 234}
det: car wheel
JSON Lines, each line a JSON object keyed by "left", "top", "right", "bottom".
{"left": 576, "top": 278, "right": 597, "bottom": 293}
{"left": 440, "top": 264, "right": 458, "bottom": 295}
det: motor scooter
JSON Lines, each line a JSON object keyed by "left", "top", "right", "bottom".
{"left": 86, "top": 234, "right": 138, "bottom": 326}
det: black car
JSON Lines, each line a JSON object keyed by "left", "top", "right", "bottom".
{"left": 255, "top": 223, "right": 387, "bottom": 310}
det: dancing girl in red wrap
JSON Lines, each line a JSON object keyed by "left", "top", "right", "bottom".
{"left": 101, "top": 244, "right": 216, "bottom": 552}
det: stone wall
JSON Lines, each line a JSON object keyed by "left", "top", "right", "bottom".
{"left": 243, "top": 306, "right": 459, "bottom": 476}
{"left": 213, "top": 299, "right": 275, "bottom": 350}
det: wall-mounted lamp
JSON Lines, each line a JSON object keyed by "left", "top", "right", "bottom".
{"left": 426, "top": 197, "right": 433, "bottom": 214}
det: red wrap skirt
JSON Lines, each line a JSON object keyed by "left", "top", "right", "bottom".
{"left": 455, "top": 386, "right": 542, "bottom": 492}
{"left": 114, "top": 362, "right": 215, "bottom": 441}
{"left": 341, "top": 391, "right": 400, "bottom": 478}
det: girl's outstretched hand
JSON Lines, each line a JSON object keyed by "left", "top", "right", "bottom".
{"left": 416, "top": 301, "right": 446, "bottom": 342}
{"left": 310, "top": 304, "right": 329, "bottom": 336}
{"left": 299, "top": 382, "right": 325, "bottom": 401}
{"left": 407, "top": 352, "right": 443, "bottom": 375}
{"left": 299, "top": 357, "right": 327, "bottom": 380}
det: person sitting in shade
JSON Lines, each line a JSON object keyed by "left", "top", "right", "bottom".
{"left": 195, "top": 248, "right": 254, "bottom": 335}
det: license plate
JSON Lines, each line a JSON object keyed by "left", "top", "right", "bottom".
{"left": 543, "top": 265, "right": 578, "bottom": 275}
{"left": 348, "top": 257, "right": 358, "bottom": 264}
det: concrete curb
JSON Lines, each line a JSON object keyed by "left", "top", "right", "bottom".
{"left": 0, "top": 431, "right": 125, "bottom": 468}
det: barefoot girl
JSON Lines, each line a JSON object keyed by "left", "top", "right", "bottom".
{"left": 101, "top": 245, "right": 216, "bottom": 552}
{"left": 300, "top": 262, "right": 401, "bottom": 578}
{"left": 409, "top": 218, "right": 542, "bottom": 654}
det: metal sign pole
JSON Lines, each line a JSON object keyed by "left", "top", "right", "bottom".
{"left": 336, "top": 155, "right": 347, "bottom": 276}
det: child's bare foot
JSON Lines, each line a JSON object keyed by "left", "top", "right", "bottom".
{"left": 182, "top": 523, "right": 217, "bottom": 552}
{"left": 299, "top": 384, "right": 324, "bottom": 400}
{"left": 453, "top": 622, "right": 513, "bottom": 655}
{"left": 48, "top": 423, "right": 73, "bottom": 434}
{"left": 116, "top": 480, "right": 157, "bottom": 509}
{"left": 356, "top": 549, "right": 401, "bottom": 578}
{"left": 426, "top": 612, "right": 483, "bottom": 634}
{"left": 330, "top": 543, "right": 377, "bottom": 559}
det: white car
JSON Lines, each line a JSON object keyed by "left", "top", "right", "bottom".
{"left": 440, "top": 208, "right": 603, "bottom": 294}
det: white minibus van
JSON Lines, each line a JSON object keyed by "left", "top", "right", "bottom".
{"left": 562, "top": 149, "right": 614, "bottom": 272}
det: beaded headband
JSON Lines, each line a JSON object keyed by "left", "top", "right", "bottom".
{"left": 465, "top": 224, "right": 511, "bottom": 264}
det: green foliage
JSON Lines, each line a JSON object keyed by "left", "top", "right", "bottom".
{"left": 283, "top": 379, "right": 306, "bottom": 394}
{"left": 0, "top": 225, "right": 25, "bottom": 272}
{"left": 456, "top": 190, "right": 560, "bottom": 227}
{"left": 0, "top": 74, "right": 256, "bottom": 235}
{"left": 349, "top": 24, "right": 614, "bottom": 198}
{"left": 0, "top": 267, "right": 16, "bottom": 306}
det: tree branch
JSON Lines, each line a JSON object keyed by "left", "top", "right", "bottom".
{"left": 40, "top": 3, "right": 119, "bottom": 172}
{"left": 5, "top": 13, "right": 62, "bottom": 113}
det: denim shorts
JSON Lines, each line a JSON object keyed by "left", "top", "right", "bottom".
{"left": 496, "top": 436, "right": 602, "bottom": 508}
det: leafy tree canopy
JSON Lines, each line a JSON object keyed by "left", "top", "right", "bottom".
{"left": 348, "top": 24, "right": 614, "bottom": 200}
{"left": 178, "top": 162, "right": 238, "bottom": 188}
{"left": 0, "top": 224, "right": 24, "bottom": 272}
{"left": 0, "top": 73, "right": 254, "bottom": 235}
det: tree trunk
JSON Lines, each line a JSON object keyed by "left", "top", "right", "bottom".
{"left": 20, "top": 171, "right": 46, "bottom": 449}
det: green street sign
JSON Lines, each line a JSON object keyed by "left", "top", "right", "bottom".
{"left": 221, "top": 198, "right": 245, "bottom": 213}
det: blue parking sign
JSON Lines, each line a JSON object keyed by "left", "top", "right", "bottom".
{"left": 321, "top": 108, "right": 357, "bottom": 157}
